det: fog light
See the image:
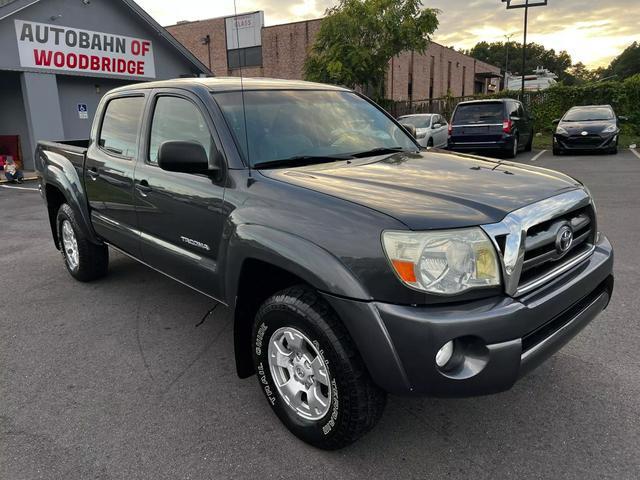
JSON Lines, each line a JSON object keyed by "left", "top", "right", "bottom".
{"left": 435, "top": 341, "right": 454, "bottom": 368}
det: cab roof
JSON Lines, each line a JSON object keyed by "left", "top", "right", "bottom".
{"left": 110, "top": 77, "right": 351, "bottom": 94}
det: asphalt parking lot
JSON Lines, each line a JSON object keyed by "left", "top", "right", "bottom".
{"left": 1, "top": 149, "right": 639, "bottom": 480}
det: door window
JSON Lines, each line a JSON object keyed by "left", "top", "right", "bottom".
{"left": 99, "top": 97, "right": 145, "bottom": 159}
{"left": 149, "top": 96, "right": 212, "bottom": 165}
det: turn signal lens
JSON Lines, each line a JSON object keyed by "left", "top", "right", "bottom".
{"left": 503, "top": 119, "right": 513, "bottom": 134}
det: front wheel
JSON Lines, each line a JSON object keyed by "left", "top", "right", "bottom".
{"left": 56, "top": 203, "right": 108, "bottom": 281}
{"left": 252, "top": 286, "right": 386, "bottom": 449}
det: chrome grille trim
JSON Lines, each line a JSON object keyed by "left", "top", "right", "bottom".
{"left": 481, "top": 189, "right": 594, "bottom": 297}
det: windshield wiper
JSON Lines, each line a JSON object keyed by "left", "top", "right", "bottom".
{"left": 253, "top": 154, "right": 353, "bottom": 169}
{"left": 350, "top": 146, "right": 410, "bottom": 158}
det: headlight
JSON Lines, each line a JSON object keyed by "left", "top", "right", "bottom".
{"left": 416, "top": 129, "right": 427, "bottom": 139}
{"left": 382, "top": 228, "right": 501, "bottom": 295}
{"left": 556, "top": 126, "right": 568, "bottom": 135}
{"left": 602, "top": 124, "right": 617, "bottom": 134}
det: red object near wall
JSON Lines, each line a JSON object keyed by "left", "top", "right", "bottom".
{"left": 0, "top": 136, "right": 23, "bottom": 170}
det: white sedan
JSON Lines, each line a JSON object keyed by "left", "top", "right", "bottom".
{"left": 398, "top": 113, "right": 449, "bottom": 148}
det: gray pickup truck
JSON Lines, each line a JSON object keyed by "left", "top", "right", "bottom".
{"left": 36, "top": 78, "right": 614, "bottom": 449}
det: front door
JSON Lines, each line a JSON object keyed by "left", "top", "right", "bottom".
{"left": 134, "top": 90, "right": 227, "bottom": 300}
{"left": 85, "top": 94, "right": 146, "bottom": 256}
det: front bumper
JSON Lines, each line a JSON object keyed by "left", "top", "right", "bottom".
{"left": 322, "top": 235, "right": 614, "bottom": 396}
{"left": 554, "top": 133, "right": 617, "bottom": 151}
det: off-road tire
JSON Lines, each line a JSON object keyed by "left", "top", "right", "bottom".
{"left": 252, "top": 285, "right": 386, "bottom": 450}
{"left": 56, "top": 203, "right": 108, "bottom": 282}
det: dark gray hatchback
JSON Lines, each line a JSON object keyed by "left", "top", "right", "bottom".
{"left": 448, "top": 98, "right": 534, "bottom": 158}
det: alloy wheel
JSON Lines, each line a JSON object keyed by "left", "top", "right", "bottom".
{"left": 268, "top": 326, "right": 332, "bottom": 421}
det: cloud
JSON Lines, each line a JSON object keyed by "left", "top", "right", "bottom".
{"left": 135, "top": 0, "right": 640, "bottom": 67}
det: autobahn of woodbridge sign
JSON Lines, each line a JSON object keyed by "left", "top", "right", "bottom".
{"left": 14, "top": 20, "right": 156, "bottom": 79}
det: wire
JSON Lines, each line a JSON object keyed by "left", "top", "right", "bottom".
{"left": 233, "top": 0, "right": 252, "bottom": 176}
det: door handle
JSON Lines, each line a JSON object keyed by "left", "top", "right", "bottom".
{"left": 87, "top": 168, "right": 99, "bottom": 181}
{"left": 136, "top": 180, "right": 152, "bottom": 197}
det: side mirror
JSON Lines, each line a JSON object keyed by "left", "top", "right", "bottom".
{"left": 400, "top": 123, "right": 417, "bottom": 139}
{"left": 618, "top": 115, "right": 628, "bottom": 122}
{"left": 432, "top": 123, "right": 442, "bottom": 129}
{"left": 552, "top": 118, "right": 561, "bottom": 125}
{"left": 158, "top": 141, "right": 217, "bottom": 174}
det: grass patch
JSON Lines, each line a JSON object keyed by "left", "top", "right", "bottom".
{"left": 533, "top": 133, "right": 640, "bottom": 150}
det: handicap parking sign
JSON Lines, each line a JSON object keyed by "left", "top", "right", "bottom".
{"left": 78, "top": 103, "right": 88, "bottom": 119}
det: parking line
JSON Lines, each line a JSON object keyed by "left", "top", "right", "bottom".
{"left": 530, "top": 150, "right": 547, "bottom": 162}
{"left": 630, "top": 148, "right": 640, "bottom": 160}
{"left": 0, "top": 184, "right": 39, "bottom": 192}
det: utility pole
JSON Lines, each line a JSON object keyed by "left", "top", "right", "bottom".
{"left": 502, "top": 0, "right": 548, "bottom": 99}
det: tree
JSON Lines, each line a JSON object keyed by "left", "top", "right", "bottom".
{"left": 605, "top": 42, "right": 640, "bottom": 80}
{"left": 465, "top": 41, "right": 573, "bottom": 82}
{"left": 304, "top": 0, "right": 439, "bottom": 100}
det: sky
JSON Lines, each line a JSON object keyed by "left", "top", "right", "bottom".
{"left": 136, "top": 0, "right": 640, "bottom": 68}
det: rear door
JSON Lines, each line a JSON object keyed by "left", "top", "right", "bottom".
{"left": 434, "top": 114, "right": 448, "bottom": 147}
{"left": 133, "top": 89, "right": 228, "bottom": 300}
{"left": 450, "top": 102, "right": 504, "bottom": 143}
{"left": 516, "top": 102, "right": 533, "bottom": 145}
{"left": 85, "top": 93, "right": 147, "bottom": 256}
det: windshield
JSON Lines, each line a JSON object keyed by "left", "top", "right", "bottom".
{"left": 398, "top": 115, "right": 432, "bottom": 129}
{"left": 563, "top": 107, "right": 614, "bottom": 122}
{"left": 213, "top": 90, "right": 417, "bottom": 167}
{"left": 452, "top": 103, "right": 503, "bottom": 125}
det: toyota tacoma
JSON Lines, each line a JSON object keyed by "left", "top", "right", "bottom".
{"left": 36, "top": 78, "right": 614, "bottom": 449}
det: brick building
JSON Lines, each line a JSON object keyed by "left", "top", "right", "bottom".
{"left": 166, "top": 11, "right": 502, "bottom": 101}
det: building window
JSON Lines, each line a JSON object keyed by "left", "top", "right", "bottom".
{"left": 447, "top": 61, "right": 452, "bottom": 92}
{"left": 462, "top": 66, "right": 467, "bottom": 96}
{"left": 227, "top": 46, "right": 262, "bottom": 69}
{"left": 429, "top": 55, "right": 435, "bottom": 99}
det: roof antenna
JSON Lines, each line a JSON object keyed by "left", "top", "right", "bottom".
{"left": 233, "top": 0, "right": 252, "bottom": 181}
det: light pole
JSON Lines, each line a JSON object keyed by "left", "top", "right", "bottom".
{"left": 502, "top": 0, "right": 548, "bottom": 99}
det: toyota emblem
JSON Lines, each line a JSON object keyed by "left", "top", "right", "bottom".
{"left": 581, "top": 131, "right": 589, "bottom": 136}
{"left": 556, "top": 225, "right": 574, "bottom": 254}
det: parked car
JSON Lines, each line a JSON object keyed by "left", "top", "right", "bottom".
{"left": 36, "top": 78, "right": 613, "bottom": 450}
{"left": 553, "top": 105, "right": 623, "bottom": 155}
{"left": 448, "top": 99, "right": 534, "bottom": 158}
{"left": 398, "top": 113, "right": 448, "bottom": 148}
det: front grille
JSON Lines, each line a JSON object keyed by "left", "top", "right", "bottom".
{"left": 518, "top": 205, "right": 596, "bottom": 287}
{"left": 482, "top": 189, "right": 596, "bottom": 297}
{"left": 565, "top": 135, "right": 603, "bottom": 147}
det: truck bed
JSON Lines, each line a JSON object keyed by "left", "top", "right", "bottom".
{"left": 37, "top": 140, "right": 89, "bottom": 176}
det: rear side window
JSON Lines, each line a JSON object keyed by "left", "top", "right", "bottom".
{"left": 453, "top": 103, "right": 504, "bottom": 125}
{"left": 99, "top": 97, "right": 145, "bottom": 159}
{"left": 149, "top": 96, "right": 212, "bottom": 165}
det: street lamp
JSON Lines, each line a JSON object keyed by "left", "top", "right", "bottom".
{"left": 201, "top": 34, "right": 212, "bottom": 71}
{"left": 502, "top": 0, "right": 548, "bottom": 98}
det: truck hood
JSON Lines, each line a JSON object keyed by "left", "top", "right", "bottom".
{"left": 258, "top": 150, "right": 582, "bottom": 230}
